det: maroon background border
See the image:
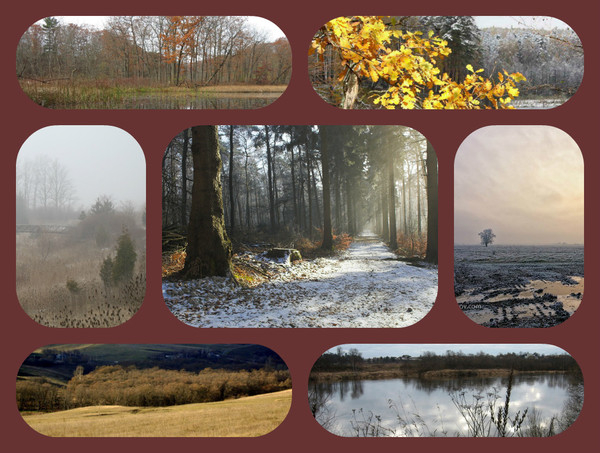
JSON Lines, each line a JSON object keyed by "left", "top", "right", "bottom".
{"left": 2, "top": 0, "right": 598, "bottom": 452}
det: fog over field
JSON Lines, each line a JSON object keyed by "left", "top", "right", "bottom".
{"left": 16, "top": 126, "right": 146, "bottom": 327}
{"left": 454, "top": 126, "right": 583, "bottom": 245}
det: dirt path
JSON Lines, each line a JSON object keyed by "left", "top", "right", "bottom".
{"left": 163, "top": 234, "right": 437, "bottom": 327}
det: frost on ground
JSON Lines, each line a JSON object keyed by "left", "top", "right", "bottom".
{"left": 455, "top": 245, "right": 584, "bottom": 328}
{"left": 163, "top": 234, "right": 438, "bottom": 328}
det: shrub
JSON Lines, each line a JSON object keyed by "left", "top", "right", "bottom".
{"left": 100, "top": 256, "right": 114, "bottom": 287}
{"left": 112, "top": 229, "right": 137, "bottom": 284}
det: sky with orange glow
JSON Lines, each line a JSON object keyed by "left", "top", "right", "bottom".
{"left": 454, "top": 126, "right": 584, "bottom": 245}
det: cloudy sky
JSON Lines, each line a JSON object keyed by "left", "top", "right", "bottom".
{"left": 454, "top": 126, "right": 583, "bottom": 245}
{"left": 17, "top": 126, "right": 146, "bottom": 209}
{"left": 328, "top": 344, "right": 569, "bottom": 359}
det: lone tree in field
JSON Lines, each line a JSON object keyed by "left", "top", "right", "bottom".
{"left": 479, "top": 228, "right": 496, "bottom": 247}
{"left": 183, "top": 126, "right": 232, "bottom": 278}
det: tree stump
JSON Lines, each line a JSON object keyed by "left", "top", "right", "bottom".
{"left": 265, "top": 248, "right": 302, "bottom": 264}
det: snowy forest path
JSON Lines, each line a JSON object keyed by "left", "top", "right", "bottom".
{"left": 163, "top": 235, "right": 438, "bottom": 328}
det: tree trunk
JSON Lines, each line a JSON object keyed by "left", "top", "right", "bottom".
{"left": 342, "top": 69, "right": 359, "bottom": 109}
{"left": 425, "top": 140, "right": 438, "bottom": 264}
{"left": 290, "top": 144, "right": 299, "bottom": 231}
{"left": 388, "top": 155, "right": 398, "bottom": 250}
{"left": 306, "top": 147, "right": 313, "bottom": 239}
{"left": 265, "top": 126, "right": 276, "bottom": 231}
{"left": 183, "top": 126, "right": 232, "bottom": 278}
{"left": 320, "top": 126, "right": 334, "bottom": 250}
{"left": 228, "top": 125, "right": 235, "bottom": 236}
{"left": 181, "top": 129, "right": 189, "bottom": 229}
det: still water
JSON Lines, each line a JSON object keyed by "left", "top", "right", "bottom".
{"left": 311, "top": 374, "right": 582, "bottom": 437}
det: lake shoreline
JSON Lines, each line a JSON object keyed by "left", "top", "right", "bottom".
{"left": 310, "top": 368, "right": 575, "bottom": 382}
{"left": 19, "top": 80, "right": 287, "bottom": 109}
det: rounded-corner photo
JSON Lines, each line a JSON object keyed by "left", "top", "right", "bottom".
{"left": 16, "top": 16, "right": 291, "bottom": 109}
{"left": 308, "top": 16, "right": 582, "bottom": 110}
{"left": 16, "top": 125, "right": 146, "bottom": 328}
{"left": 162, "top": 125, "right": 438, "bottom": 327}
{"left": 309, "top": 343, "right": 583, "bottom": 437}
{"left": 16, "top": 343, "right": 292, "bottom": 437}
{"left": 454, "top": 125, "right": 584, "bottom": 327}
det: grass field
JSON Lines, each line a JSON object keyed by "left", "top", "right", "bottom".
{"left": 22, "top": 389, "right": 291, "bottom": 437}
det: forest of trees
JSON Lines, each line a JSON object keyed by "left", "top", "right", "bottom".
{"left": 162, "top": 125, "right": 438, "bottom": 272}
{"left": 17, "top": 365, "right": 291, "bottom": 412}
{"left": 17, "top": 16, "right": 291, "bottom": 87}
{"left": 309, "top": 16, "right": 582, "bottom": 108}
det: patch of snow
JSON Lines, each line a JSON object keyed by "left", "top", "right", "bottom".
{"left": 163, "top": 236, "right": 438, "bottom": 328}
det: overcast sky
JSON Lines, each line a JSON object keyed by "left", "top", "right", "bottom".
{"left": 474, "top": 16, "right": 571, "bottom": 30}
{"left": 328, "top": 344, "right": 569, "bottom": 359}
{"left": 454, "top": 126, "right": 583, "bottom": 245}
{"left": 17, "top": 126, "right": 146, "bottom": 209}
{"left": 42, "top": 16, "right": 285, "bottom": 40}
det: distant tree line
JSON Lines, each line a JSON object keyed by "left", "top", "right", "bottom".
{"left": 22, "top": 345, "right": 286, "bottom": 381}
{"left": 312, "top": 349, "right": 580, "bottom": 375}
{"left": 17, "top": 365, "right": 291, "bottom": 412}
{"left": 17, "top": 16, "right": 291, "bottom": 86}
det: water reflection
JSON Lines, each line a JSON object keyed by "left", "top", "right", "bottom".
{"left": 310, "top": 374, "right": 582, "bottom": 437}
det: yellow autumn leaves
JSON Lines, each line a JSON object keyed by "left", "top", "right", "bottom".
{"left": 310, "top": 16, "right": 526, "bottom": 109}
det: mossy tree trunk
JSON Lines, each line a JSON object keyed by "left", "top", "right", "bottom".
{"left": 183, "top": 126, "right": 232, "bottom": 278}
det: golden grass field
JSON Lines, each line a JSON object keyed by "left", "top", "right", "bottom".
{"left": 22, "top": 389, "right": 291, "bottom": 437}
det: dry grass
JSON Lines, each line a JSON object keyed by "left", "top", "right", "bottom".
{"left": 195, "top": 84, "right": 287, "bottom": 93}
{"left": 22, "top": 389, "right": 291, "bottom": 437}
{"left": 17, "top": 233, "right": 145, "bottom": 327}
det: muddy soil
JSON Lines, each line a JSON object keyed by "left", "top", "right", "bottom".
{"left": 454, "top": 245, "right": 583, "bottom": 328}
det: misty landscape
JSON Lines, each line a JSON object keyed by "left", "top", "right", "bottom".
{"left": 309, "top": 16, "right": 582, "bottom": 110}
{"left": 162, "top": 125, "right": 438, "bottom": 327}
{"left": 17, "top": 344, "right": 291, "bottom": 437}
{"left": 309, "top": 344, "right": 583, "bottom": 437}
{"left": 454, "top": 126, "right": 584, "bottom": 327}
{"left": 16, "top": 126, "right": 146, "bottom": 327}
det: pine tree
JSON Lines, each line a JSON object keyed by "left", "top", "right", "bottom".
{"left": 112, "top": 229, "right": 137, "bottom": 284}
{"left": 100, "top": 256, "right": 114, "bottom": 287}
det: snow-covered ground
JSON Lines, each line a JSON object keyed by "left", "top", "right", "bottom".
{"left": 163, "top": 234, "right": 438, "bottom": 328}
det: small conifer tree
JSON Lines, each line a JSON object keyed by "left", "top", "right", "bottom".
{"left": 112, "top": 229, "right": 137, "bottom": 284}
{"left": 100, "top": 256, "right": 114, "bottom": 287}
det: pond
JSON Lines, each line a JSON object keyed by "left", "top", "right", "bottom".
{"left": 22, "top": 82, "right": 284, "bottom": 109}
{"left": 310, "top": 373, "right": 583, "bottom": 437}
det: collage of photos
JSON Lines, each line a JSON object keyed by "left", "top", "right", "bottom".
{"left": 6, "top": 8, "right": 597, "bottom": 452}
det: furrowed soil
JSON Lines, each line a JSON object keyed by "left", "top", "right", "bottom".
{"left": 455, "top": 245, "right": 583, "bottom": 327}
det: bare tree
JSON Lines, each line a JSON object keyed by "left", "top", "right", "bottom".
{"left": 479, "top": 228, "right": 496, "bottom": 247}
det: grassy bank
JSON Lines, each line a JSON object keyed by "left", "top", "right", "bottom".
{"left": 310, "top": 367, "right": 575, "bottom": 381}
{"left": 23, "top": 389, "right": 291, "bottom": 437}
{"left": 20, "top": 79, "right": 286, "bottom": 108}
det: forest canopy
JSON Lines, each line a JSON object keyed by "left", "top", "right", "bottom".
{"left": 17, "top": 16, "right": 291, "bottom": 87}
{"left": 162, "top": 125, "right": 437, "bottom": 265}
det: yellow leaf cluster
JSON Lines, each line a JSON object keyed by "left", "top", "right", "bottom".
{"left": 311, "top": 16, "right": 526, "bottom": 109}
